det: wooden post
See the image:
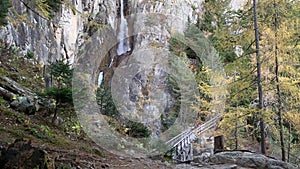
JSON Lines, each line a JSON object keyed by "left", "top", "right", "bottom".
{"left": 214, "top": 135, "right": 225, "bottom": 153}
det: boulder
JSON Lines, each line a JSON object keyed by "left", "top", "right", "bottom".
{"left": 10, "top": 96, "right": 35, "bottom": 115}
{"left": 210, "top": 151, "right": 243, "bottom": 164}
{"left": 267, "top": 159, "right": 297, "bottom": 169}
{"left": 208, "top": 151, "right": 298, "bottom": 169}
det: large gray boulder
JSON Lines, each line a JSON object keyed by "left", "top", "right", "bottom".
{"left": 209, "top": 151, "right": 298, "bottom": 169}
{"left": 10, "top": 96, "right": 35, "bottom": 115}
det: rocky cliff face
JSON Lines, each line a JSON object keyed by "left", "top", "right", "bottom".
{"left": 99, "top": 0, "right": 204, "bottom": 136}
{"left": 0, "top": 0, "right": 203, "bottom": 63}
{"left": 0, "top": 0, "right": 117, "bottom": 64}
{"left": 129, "top": 0, "right": 203, "bottom": 50}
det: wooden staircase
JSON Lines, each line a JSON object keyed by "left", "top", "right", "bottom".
{"left": 165, "top": 114, "right": 222, "bottom": 162}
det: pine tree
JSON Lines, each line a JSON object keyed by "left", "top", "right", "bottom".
{"left": 44, "top": 59, "right": 73, "bottom": 122}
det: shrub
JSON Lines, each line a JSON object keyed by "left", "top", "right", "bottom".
{"left": 126, "top": 120, "right": 151, "bottom": 138}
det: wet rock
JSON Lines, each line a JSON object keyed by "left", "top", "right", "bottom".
{"left": 0, "top": 139, "right": 48, "bottom": 169}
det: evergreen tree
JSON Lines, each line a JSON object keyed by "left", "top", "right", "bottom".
{"left": 190, "top": 0, "right": 300, "bottom": 161}
{"left": 44, "top": 59, "right": 73, "bottom": 122}
{"left": 199, "top": 0, "right": 238, "bottom": 63}
{"left": 96, "top": 85, "right": 118, "bottom": 117}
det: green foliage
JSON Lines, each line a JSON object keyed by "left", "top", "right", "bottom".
{"left": 168, "top": 33, "right": 188, "bottom": 57}
{"left": 44, "top": 87, "right": 72, "bottom": 104}
{"left": 49, "top": 59, "right": 73, "bottom": 87}
{"left": 161, "top": 75, "right": 180, "bottom": 131}
{"left": 45, "top": 59, "right": 73, "bottom": 103}
{"left": 168, "top": 24, "right": 220, "bottom": 122}
{"left": 0, "top": 0, "right": 11, "bottom": 26}
{"left": 96, "top": 85, "right": 118, "bottom": 117}
{"left": 25, "top": 51, "right": 34, "bottom": 59}
{"left": 64, "top": 118, "right": 83, "bottom": 135}
{"left": 198, "top": 0, "right": 239, "bottom": 63}
{"left": 199, "top": 0, "right": 231, "bottom": 32}
{"left": 30, "top": 125, "right": 52, "bottom": 141}
{"left": 40, "top": 125, "right": 52, "bottom": 137}
{"left": 237, "top": 98, "right": 250, "bottom": 107}
{"left": 30, "top": 127, "right": 45, "bottom": 139}
{"left": 96, "top": 85, "right": 150, "bottom": 138}
{"left": 161, "top": 112, "right": 177, "bottom": 132}
{"left": 125, "top": 120, "right": 151, "bottom": 138}
{"left": 205, "top": 0, "right": 300, "bottom": 160}
{"left": 46, "top": 0, "right": 62, "bottom": 12}
{"left": 0, "top": 96, "right": 14, "bottom": 115}
{"left": 34, "top": 0, "right": 62, "bottom": 18}
{"left": 41, "top": 59, "right": 73, "bottom": 123}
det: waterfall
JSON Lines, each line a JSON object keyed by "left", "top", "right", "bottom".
{"left": 98, "top": 72, "right": 103, "bottom": 87}
{"left": 117, "top": 0, "right": 131, "bottom": 55}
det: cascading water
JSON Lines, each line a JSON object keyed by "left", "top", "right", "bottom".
{"left": 100, "top": 0, "right": 130, "bottom": 86}
{"left": 117, "top": 0, "right": 131, "bottom": 55}
{"left": 97, "top": 72, "right": 103, "bottom": 87}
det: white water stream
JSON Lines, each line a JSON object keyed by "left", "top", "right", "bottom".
{"left": 117, "top": 0, "right": 131, "bottom": 55}
{"left": 99, "top": 0, "right": 131, "bottom": 87}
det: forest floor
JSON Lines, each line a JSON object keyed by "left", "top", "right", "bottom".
{"left": 0, "top": 106, "right": 176, "bottom": 169}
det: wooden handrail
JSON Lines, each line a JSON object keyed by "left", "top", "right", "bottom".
{"left": 166, "top": 114, "right": 221, "bottom": 149}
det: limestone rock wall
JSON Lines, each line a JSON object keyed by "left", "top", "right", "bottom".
{"left": 0, "top": 0, "right": 117, "bottom": 64}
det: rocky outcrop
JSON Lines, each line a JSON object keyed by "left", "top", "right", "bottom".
{"left": 0, "top": 0, "right": 117, "bottom": 64}
{"left": 207, "top": 151, "right": 298, "bottom": 169}
{"left": 136, "top": 0, "right": 203, "bottom": 43}
{"left": 10, "top": 96, "right": 35, "bottom": 115}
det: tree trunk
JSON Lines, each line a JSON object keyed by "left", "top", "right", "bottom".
{"left": 253, "top": 0, "right": 266, "bottom": 155}
{"left": 288, "top": 123, "right": 291, "bottom": 162}
{"left": 235, "top": 117, "right": 238, "bottom": 150}
{"left": 234, "top": 70, "right": 238, "bottom": 150}
{"left": 0, "top": 86, "right": 16, "bottom": 101}
{"left": 273, "top": 0, "right": 286, "bottom": 161}
{"left": 43, "top": 65, "right": 52, "bottom": 88}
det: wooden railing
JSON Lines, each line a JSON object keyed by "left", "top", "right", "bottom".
{"left": 165, "top": 114, "right": 222, "bottom": 162}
